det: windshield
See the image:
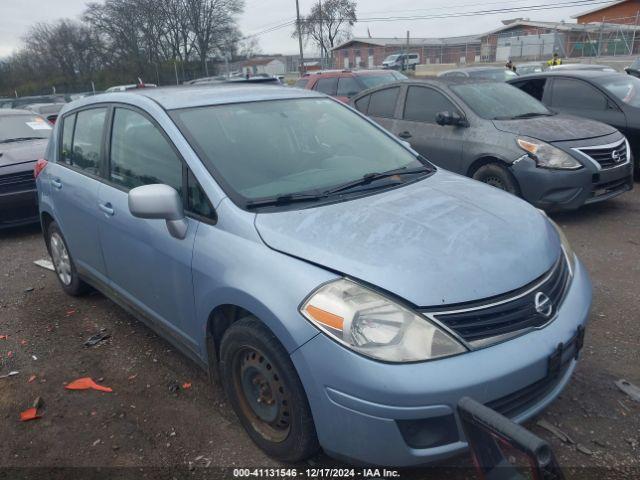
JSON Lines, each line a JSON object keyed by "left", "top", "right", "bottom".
{"left": 451, "top": 82, "right": 551, "bottom": 120}
{"left": 0, "top": 114, "right": 52, "bottom": 143}
{"left": 597, "top": 74, "right": 640, "bottom": 108}
{"left": 384, "top": 55, "right": 400, "bottom": 62}
{"left": 470, "top": 69, "right": 518, "bottom": 81}
{"left": 171, "top": 98, "right": 427, "bottom": 206}
{"left": 360, "top": 73, "right": 406, "bottom": 88}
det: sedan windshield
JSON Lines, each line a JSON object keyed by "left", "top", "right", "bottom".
{"left": 171, "top": 98, "right": 428, "bottom": 207}
{"left": 0, "top": 114, "right": 52, "bottom": 143}
{"left": 597, "top": 74, "right": 640, "bottom": 108}
{"left": 451, "top": 82, "right": 552, "bottom": 120}
{"left": 360, "top": 72, "right": 406, "bottom": 88}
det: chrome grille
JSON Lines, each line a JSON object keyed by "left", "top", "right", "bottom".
{"left": 576, "top": 139, "right": 627, "bottom": 169}
{"left": 423, "top": 254, "right": 570, "bottom": 346}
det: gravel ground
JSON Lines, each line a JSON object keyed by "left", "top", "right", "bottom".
{"left": 0, "top": 188, "right": 638, "bottom": 479}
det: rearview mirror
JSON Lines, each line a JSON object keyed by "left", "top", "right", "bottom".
{"left": 436, "top": 111, "right": 468, "bottom": 127}
{"left": 128, "top": 184, "right": 188, "bottom": 240}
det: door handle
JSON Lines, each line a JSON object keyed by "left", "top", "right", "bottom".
{"left": 51, "top": 178, "right": 62, "bottom": 190}
{"left": 398, "top": 131, "right": 412, "bottom": 139}
{"left": 99, "top": 202, "right": 115, "bottom": 216}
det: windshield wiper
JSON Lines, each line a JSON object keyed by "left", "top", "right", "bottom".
{"left": 245, "top": 193, "right": 326, "bottom": 209}
{"left": 324, "top": 165, "right": 432, "bottom": 195}
{"left": 0, "top": 137, "right": 46, "bottom": 144}
{"left": 245, "top": 165, "right": 432, "bottom": 210}
{"left": 495, "top": 112, "right": 555, "bottom": 120}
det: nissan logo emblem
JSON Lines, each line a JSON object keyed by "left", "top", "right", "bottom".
{"left": 534, "top": 292, "right": 553, "bottom": 318}
{"left": 612, "top": 149, "right": 620, "bottom": 162}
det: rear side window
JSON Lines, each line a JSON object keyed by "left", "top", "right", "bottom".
{"left": 66, "top": 108, "right": 107, "bottom": 175}
{"left": 512, "top": 78, "right": 547, "bottom": 101}
{"left": 368, "top": 87, "right": 400, "bottom": 118}
{"left": 404, "top": 86, "right": 457, "bottom": 123}
{"left": 315, "top": 77, "right": 338, "bottom": 96}
{"left": 337, "top": 77, "right": 361, "bottom": 97}
{"left": 550, "top": 78, "right": 607, "bottom": 110}
{"left": 354, "top": 95, "right": 371, "bottom": 113}
{"left": 60, "top": 114, "right": 76, "bottom": 164}
{"left": 109, "top": 108, "right": 182, "bottom": 194}
{"left": 294, "top": 79, "right": 308, "bottom": 89}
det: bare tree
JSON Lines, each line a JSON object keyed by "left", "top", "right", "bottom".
{"left": 296, "top": 0, "right": 356, "bottom": 61}
{"left": 239, "top": 37, "right": 261, "bottom": 58}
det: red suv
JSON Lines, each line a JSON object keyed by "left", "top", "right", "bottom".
{"left": 295, "top": 69, "right": 406, "bottom": 103}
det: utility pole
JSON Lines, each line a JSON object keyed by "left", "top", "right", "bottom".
{"left": 319, "top": 0, "right": 324, "bottom": 68}
{"left": 296, "top": 0, "right": 306, "bottom": 76}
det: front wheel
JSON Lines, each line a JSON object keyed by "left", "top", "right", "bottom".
{"left": 472, "top": 163, "right": 521, "bottom": 196}
{"left": 219, "top": 317, "right": 319, "bottom": 462}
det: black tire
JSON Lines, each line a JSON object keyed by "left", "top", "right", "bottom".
{"left": 219, "top": 316, "right": 319, "bottom": 462}
{"left": 47, "top": 221, "right": 90, "bottom": 296}
{"left": 472, "top": 162, "right": 521, "bottom": 196}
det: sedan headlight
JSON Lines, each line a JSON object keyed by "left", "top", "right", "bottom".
{"left": 300, "top": 279, "right": 466, "bottom": 362}
{"left": 517, "top": 138, "right": 582, "bottom": 170}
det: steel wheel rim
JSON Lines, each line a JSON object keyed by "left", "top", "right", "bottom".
{"left": 50, "top": 233, "right": 72, "bottom": 286}
{"left": 484, "top": 175, "right": 507, "bottom": 191}
{"left": 232, "top": 346, "right": 291, "bottom": 443}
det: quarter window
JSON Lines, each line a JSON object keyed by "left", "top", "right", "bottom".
{"left": 64, "top": 108, "right": 107, "bottom": 175}
{"left": 551, "top": 78, "right": 607, "bottom": 110}
{"left": 354, "top": 94, "right": 371, "bottom": 113}
{"left": 404, "top": 86, "right": 458, "bottom": 123}
{"left": 187, "top": 170, "right": 215, "bottom": 220}
{"left": 314, "top": 77, "right": 339, "bottom": 96}
{"left": 109, "top": 108, "right": 182, "bottom": 194}
{"left": 368, "top": 87, "right": 400, "bottom": 118}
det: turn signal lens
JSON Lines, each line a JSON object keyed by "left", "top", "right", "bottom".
{"left": 34, "top": 159, "right": 48, "bottom": 179}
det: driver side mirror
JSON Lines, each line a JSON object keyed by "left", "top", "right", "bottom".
{"left": 128, "top": 184, "right": 188, "bottom": 240}
{"left": 436, "top": 111, "right": 468, "bottom": 127}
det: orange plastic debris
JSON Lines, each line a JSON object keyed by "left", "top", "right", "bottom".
{"left": 28, "top": 375, "right": 36, "bottom": 383}
{"left": 65, "top": 377, "right": 113, "bottom": 393}
{"left": 20, "top": 339, "right": 28, "bottom": 346}
{"left": 20, "top": 407, "right": 41, "bottom": 422}
{"left": 182, "top": 382, "right": 192, "bottom": 389}
{"left": 0, "top": 335, "right": 7, "bottom": 340}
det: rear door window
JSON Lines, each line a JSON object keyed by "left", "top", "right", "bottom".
{"left": 67, "top": 108, "right": 107, "bottom": 175}
{"left": 109, "top": 108, "right": 182, "bottom": 194}
{"left": 550, "top": 78, "right": 607, "bottom": 110}
{"left": 404, "top": 86, "right": 458, "bottom": 123}
{"left": 368, "top": 87, "right": 400, "bottom": 118}
{"left": 314, "top": 77, "right": 339, "bottom": 96}
{"left": 337, "top": 77, "right": 361, "bottom": 97}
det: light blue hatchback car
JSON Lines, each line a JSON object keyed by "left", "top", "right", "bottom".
{"left": 35, "top": 85, "right": 592, "bottom": 466}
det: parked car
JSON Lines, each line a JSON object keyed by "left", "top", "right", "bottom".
{"left": 295, "top": 69, "right": 407, "bottom": 102}
{"left": 23, "top": 103, "right": 65, "bottom": 124}
{"left": 105, "top": 83, "right": 157, "bottom": 92}
{"left": 624, "top": 57, "right": 640, "bottom": 77}
{"left": 352, "top": 78, "right": 633, "bottom": 210}
{"left": 382, "top": 53, "right": 420, "bottom": 70}
{"left": 548, "top": 63, "right": 616, "bottom": 73}
{"left": 188, "top": 76, "right": 282, "bottom": 86}
{"left": 515, "top": 62, "right": 546, "bottom": 75}
{"left": 37, "top": 84, "right": 591, "bottom": 466}
{"left": 439, "top": 66, "right": 519, "bottom": 81}
{"left": 0, "top": 95, "right": 66, "bottom": 110}
{"left": 0, "top": 109, "right": 52, "bottom": 228}
{"left": 509, "top": 70, "right": 640, "bottom": 179}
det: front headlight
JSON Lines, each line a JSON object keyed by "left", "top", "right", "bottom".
{"left": 517, "top": 137, "right": 582, "bottom": 170}
{"left": 300, "top": 279, "right": 466, "bottom": 362}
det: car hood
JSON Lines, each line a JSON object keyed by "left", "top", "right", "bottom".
{"left": 255, "top": 171, "right": 561, "bottom": 307}
{"left": 0, "top": 139, "right": 48, "bottom": 167}
{"left": 493, "top": 114, "right": 617, "bottom": 142}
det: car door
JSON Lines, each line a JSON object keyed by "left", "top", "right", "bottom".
{"left": 48, "top": 107, "right": 109, "bottom": 281}
{"left": 353, "top": 86, "right": 401, "bottom": 133}
{"left": 392, "top": 85, "right": 465, "bottom": 172}
{"left": 547, "top": 77, "right": 627, "bottom": 130}
{"left": 97, "top": 106, "right": 200, "bottom": 350}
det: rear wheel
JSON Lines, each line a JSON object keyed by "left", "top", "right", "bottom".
{"left": 219, "top": 317, "right": 319, "bottom": 462}
{"left": 472, "top": 162, "right": 521, "bottom": 196}
{"left": 47, "top": 222, "right": 89, "bottom": 296}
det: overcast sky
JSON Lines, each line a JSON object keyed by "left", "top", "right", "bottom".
{"left": 0, "top": 0, "right": 608, "bottom": 58}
